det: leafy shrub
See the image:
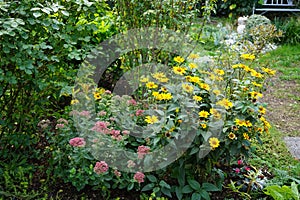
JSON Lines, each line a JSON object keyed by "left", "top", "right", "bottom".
{"left": 274, "top": 17, "right": 300, "bottom": 45}
{"left": 245, "top": 14, "right": 271, "bottom": 33}
{"left": 216, "top": 0, "right": 254, "bottom": 17}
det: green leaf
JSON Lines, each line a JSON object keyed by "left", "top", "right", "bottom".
{"left": 192, "top": 192, "right": 202, "bottom": 200}
{"left": 200, "top": 190, "right": 210, "bottom": 200}
{"left": 161, "top": 187, "right": 172, "bottom": 198}
{"left": 61, "top": 10, "right": 69, "bottom": 16}
{"left": 188, "top": 179, "right": 201, "bottom": 191}
{"left": 127, "top": 182, "right": 134, "bottom": 191}
{"left": 33, "top": 12, "right": 42, "bottom": 18}
{"left": 175, "top": 186, "right": 183, "bottom": 200}
{"left": 141, "top": 183, "right": 155, "bottom": 191}
{"left": 202, "top": 183, "right": 219, "bottom": 192}
{"left": 159, "top": 180, "right": 171, "bottom": 189}
{"left": 147, "top": 175, "right": 157, "bottom": 183}
{"left": 229, "top": 4, "right": 236, "bottom": 10}
{"left": 182, "top": 185, "right": 193, "bottom": 193}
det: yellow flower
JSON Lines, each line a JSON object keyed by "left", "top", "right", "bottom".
{"left": 213, "top": 89, "right": 221, "bottom": 96}
{"left": 249, "top": 91, "right": 263, "bottom": 99}
{"left": 228, "top": 132, "right": 237, "bottom": 140}
{"left": 193, "top": 95, "right": 203, "bottom": 102}
{"left": 182, "top": 83, "right": 194, "bottom": 93}
{"left": 152, "top": 91, "right": 160, "bottom": 97}
{"left": 210, "top": 108, "right": 221, "bottom": 119}
{"left": 174, "top": 56, "right": 185, "bottom": 63}
{"left": 209, "top": 137, "right": 220, "bottom": 150}
{"left": 152, "top": 72, "right": 169, "bottom": 82}
{"left": 213, "top": 69, "right": 225, "bottom": 76}
{"left": 173, "top": 66, "right": 187, "bottom": 75}
{"left": 258, "top": 106, "right": 266, "bottom": 115}
{"left": 140, "top": 77, "right": 149, "bottom": 83}
{"left": 240, "top": 54, "right": 255, "bottom": 61}
{"left": 245, "top": 120, "right": 252, "bottom": 127}
{"left": 71, "top": 99, "right": 79, "bottom": 105}
{"left": 145, "top": 115, "right": 159, "bottom": 124}
{"left": 235, "top": 118, "right": 244, "bottom": 126}
{"left": 186, "top": 76, "right": 201, "bottom": 84}
{"left": 262, "top": 67, "right": 276, "bottom": 76}
{"left": 232, "top": 63, "right": 246, "bottom": 69}
{"left": 199, "top": 110, "right": 210, "bottom": 118}
{"left": 216, "top": 98, "right": 233, "bottom": 109}
{"left": 160, "top": 87, "right": 168, "bottom": 93}
{"left": 200, "top": 83, "right": 210, "bottom": 91}
{"left": 252, "top": 82, "right": 262, "bottom": 87}
{"left": 93, "top": 92, "right": 101, "bottom": 100}
{"left": 251, "top": 70, "right": 264, "bottom": 78}
{"left": 188, "top": 53, "right": 199, "bottom": 59}
{"left": 188, "top": 63, "right": 198, "bottom": 69}
{"left": 155, "top": 93, "right": 173, "bottom": 101}
{"left": 146, "top": 82, "right": 158, "bottom": 89}
{"left": 243, "top": 133, "right": 250, "bottom": 140}
{"left": 201, "top": 123, "right": 207, "bottom": 129}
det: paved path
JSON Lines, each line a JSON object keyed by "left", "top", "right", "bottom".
{"left": 284, "top": 137, "right": 300, "bottom": 160}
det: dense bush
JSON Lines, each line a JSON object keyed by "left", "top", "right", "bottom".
{"left": 274, "top": 17, "right": 300, "bottom": 45}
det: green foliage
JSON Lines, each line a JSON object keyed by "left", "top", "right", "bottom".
{"left": 245, "top": 14, "right": 270, "bottom": 31}
{"left": 274, "top": 17, "right": 300, "bottom": 45}
{"left": 216, "top": 0, "right": 254, "bottom": 17}
{"left": 264, "top": 182, "right": 299, "bottom": 200}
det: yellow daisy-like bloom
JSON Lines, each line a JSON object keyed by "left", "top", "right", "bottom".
{"left": 182, "top": 83, "right": 194, "bottom": 93}
{"left": 243, "top": 133, "right": 250, "bottom": 140}
{"left": 235, "top": 118, "right": 245, "bottom": 126}
{"left": 173, "top": 66, "right": 186, "bottom": 75}
{"left": 210, "top": 108, "right": 221, "bottom": 119}
{"left": 93, "top": 92, "right": 101, "bottom": 100}
{"left": 257, "top": 127, "right": 264, "bottom": 134}
{"left": 186, "top": 76, "right": 201, "bottom": 84}
{"left": 258, "top": 106, "right": 266, "bottom": 115}
{"left": 200, "top": 83, "right": 210, "bottom": 91}
{"left": 252, "top": 81, "right": 262, "bottom": 87}
{"left": 240, "top": 54, "right": 255, "bottom": 61}
{"left": 193, "top": 95, "right": 203, "bottom": 102}
{"left": 251, "top": 70, "right": 264, "bottom": 78}
{"left": 152, "top": 72, "right": 169, "bottom": 83}
{"left": 188, "top": 63, "right": 198, "bottom": 69}
{"left": 243, "top": 65, "right": 252, "bottom": 73}
{"left": 209, "top": 137, "right": 220, "bottom": 150}
{"left": 146, "top": 81, "right": 158, "bottom": 89}
{"left": 140, "top": 77, "right": 149, "bottom": 83}
{"left": 152, "top": 91, "right": 159, "bottom": 98}
{"left": 262, "top": 67, "right": 276, "bottom": 76}
{"left": 214, "top": 69, "right": 225, "bottom": 76}
{"left": 199, "top": 110, "right": 210, "bottom": 118}
{"left": 160, "top": 87, "right": 168, "bottom": 93}
{"left": 155, "top": 93, "right": 173, "bottom": 101}
{"left": 201, "top": 123, "right": 207, "bottom": 129}
{"left": 174, "top": 56, "right": 185, "bottom": 63}
{"left": 216, "top": 98, "right": 233, "bottom": 109}
{"left": 232, "top": 63, "right": 247, "bottom": 69}
{"left": 188, "top": 53, "right": 199, "bottom": 59}
{"left": 71, "top": 99, "right": 79, "bottom": 105}
{"left": 245, "top": 120, "right": 252, "bottom": 127}
{"left": 249, "top": 91, "right": 263, "bottom": 99}
{"left": 213, "top": 89, "right": 221, "bottom": 96}
{"left": 228, "top": 132, "right": 237, "bottom": 140}
{"left": 145, "top": 115, "right": 159, "bottom": 124}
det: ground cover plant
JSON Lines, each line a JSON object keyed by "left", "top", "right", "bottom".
{"left": 1, "top": 0, "right": 300, "bottom": 199}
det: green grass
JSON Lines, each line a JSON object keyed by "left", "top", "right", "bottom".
{"left": 259, "top": 44, "right": 300, "bottom": 83}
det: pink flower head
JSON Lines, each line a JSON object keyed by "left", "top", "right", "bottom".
{"left": 94, "top": 161, "right": 109, "bottom": 174}
{"left": 128, "top": 98, "right": 137, "bottom": 106}
{"left": 114, "top": 169, "right": 121, "bottom": 177}
{"left": 78, "top": 110, "right": 91, "bottom": 118}
{"left": 237, "top": 160, "right": 243, "bottom": 165}
{"left": 55, "top": 123, "right": 65, "bottom": 129}
{"left": 234, "top": 168, "right": 241, "bottom": 173}
{"left": 105, "top": 90, "right": 111, "bottom": 94}
{"left": 91, "top": 121, "right": 110, "bottom": 133}
{"left": 122, "top": 130, "right": 130, "bottom": 135}
{"left": 98, "top": 111, "right": 107, "bottom": 116}
{"left": 57, "top": 118, "right": 68, "bottom": 125}
{"left": 137, "top": 145, "right": 150, "bottom": 159}
{"left": 127, "top": 160, "right": 136, "bottom": 168}
{"left": 245, "top": 166, "right": 251, "bottom": 171}
{"left": 134, "top": 171, "right": 145, "bottom": 184}
{"left": 111, "top": 129, "right": 120, "bottom": 137}
{"left": 69, "top": 137, "right": 86, "bottom": 147}
{"left": 135, "top": 109, "right": 144, "bottom": 116}
{"left": 109, "top": 117, "right": 115, "bottom": 121}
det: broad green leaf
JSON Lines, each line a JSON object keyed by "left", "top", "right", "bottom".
{"left": 202, "top": 183, "right": 219, "bottom": 192}
{"left": 141, "top": 183, "right": 155, "bottom": 191}
{"left": 192, "top": 192, "right": 202, "bottom": 200}
{"left": 188, "top": 179, "right": 201, "bottom": 191}
{"left": 159, "top": 180, "right": 171, "bottom": 189}
{"left": 182, "top": 185, "right": 193, "bottom": 193}
{"left": 147, "top": 175, "right": 157, "bottom": 183}
{"left": 33, "top": 12, "right": 42, "bottom": 18}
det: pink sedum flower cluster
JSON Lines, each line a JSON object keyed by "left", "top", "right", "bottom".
{"left": 137, "top": 145, "right": 150, "bottom": 159}
{"left": 134, "top": 171, "right": 145, "bottom": 183}
{"left": 69, "top": 137, "right": 86, "bottom": 147}
{"left": 94, "top": 161, "right": 109, "bottom": 174}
